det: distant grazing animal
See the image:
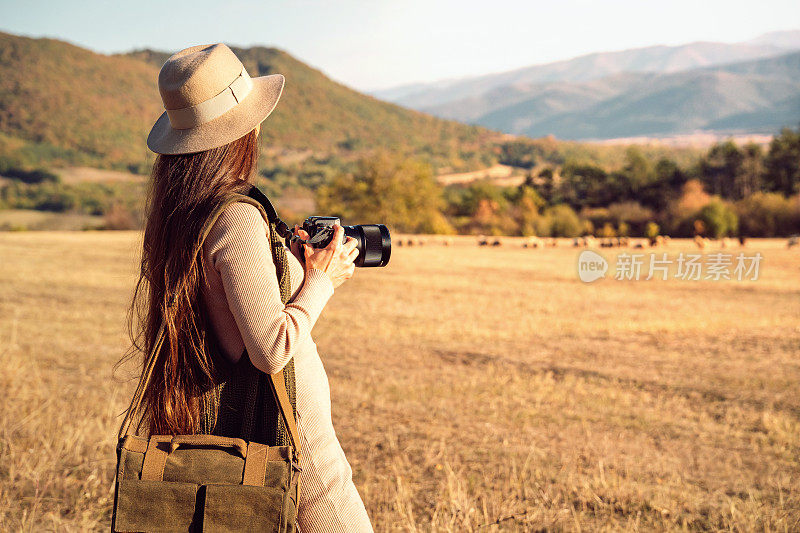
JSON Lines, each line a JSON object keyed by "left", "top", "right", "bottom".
{"left": 788, "top": 235, "right": 799, "bottom": 249}
{"left": 572, "top": 237, "right": 593, "bottom": 248}
{"left": 694, "top": 235, "right": 708, "bottom": 249}
{"left": 738, "top": 236, "right": 747, "bottom": 247}
{"left": 478, "top": 235, "right": 489, "bottom": 246}
{"left": 492, "top": 239, "right": 502, "bottom": 247}
{"left": 523, "top": 237, "right": 541, "bottom": 249}
{"left": 406, "top": 238, "right": 415, "bottom": 247}
{"left": 442, "top": 237, "right": 454, "bottom": 246}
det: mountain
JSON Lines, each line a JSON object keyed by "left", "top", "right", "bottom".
{"left": 374, "top": 35, "right": 798, "bottom": 111}
{"left": 0, "top": 32, "right": 496, "bottom": 171}
{"left": 373, "top": 38, "right": 800, "bottom": 141}
{"left": 707, "top": 94, "right": 800, "bottom": 131}
{"left": 746, "top": 29, "right": 800, "bottom": 49}
{"left": 473, "top": 51, "right": 800, "bottom": 139}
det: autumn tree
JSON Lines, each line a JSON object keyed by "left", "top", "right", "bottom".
{"left": 764, "top": 126, "right": 800, "bottom": 196}
{"left": 315, "top": 151, "right": 453, "bottom": 234}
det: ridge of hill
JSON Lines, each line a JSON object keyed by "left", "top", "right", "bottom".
{"left": 418, "top": 51, "right": 800, "bottom": 140}
{"left": 374, "top": 35, "right": 799, "bottom": 108}
{"left": 0, "top": 32, "right": 497, "bottom": 171}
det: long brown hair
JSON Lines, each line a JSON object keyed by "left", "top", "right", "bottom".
{"left": 123, "top": 128, "right": 259, "bottom": 436}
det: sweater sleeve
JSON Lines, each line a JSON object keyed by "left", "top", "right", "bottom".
{"left": 205, "top": 201, "right": 335, "bottom": 374}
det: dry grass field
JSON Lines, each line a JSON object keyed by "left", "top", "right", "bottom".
{"left": 0, "top": 232, "right": 798, "bottom": 531}
{"left": 0, "top": 210, "right": 104, "bottom": 231}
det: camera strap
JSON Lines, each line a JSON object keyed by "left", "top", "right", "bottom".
{"left": 246, "top": 185, "right": 290, "bottom": 237}
{"left": 246, "top": 185, "right": 329, "bottom": 248}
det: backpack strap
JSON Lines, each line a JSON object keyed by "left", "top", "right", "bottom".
{"left": 118, "top": 192, "right": 302, "bottom": 461}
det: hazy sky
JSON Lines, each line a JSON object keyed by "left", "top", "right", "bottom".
{"left": 1, "top": 0, "right": 798, "bottom": 91}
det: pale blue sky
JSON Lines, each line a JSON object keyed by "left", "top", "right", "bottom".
{"left": 1, "top": 0, "right": 798, "bottom": 91}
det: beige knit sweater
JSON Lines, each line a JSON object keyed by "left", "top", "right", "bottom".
{"left": 200, "top": 201, "right": 374, "bottom": 533}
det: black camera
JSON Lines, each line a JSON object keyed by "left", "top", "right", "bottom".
{"left": 245, "top": 185, "right": 391, "bottom": 268}
{"left": 301, "top": 216, "right": 391, "bottom": 267}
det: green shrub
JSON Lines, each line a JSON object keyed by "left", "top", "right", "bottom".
{"left": 2, "top": 167, "right": 60, "bottom": 184}
{"left": 598, "top": 222, "right": 616, "bottom": 238}
{"left": 0, "top": 180, "right": 144, "bottom": 217}
{"left": 645, "top": 222, "right": 660, "bottom": 240}
{"left": 542, "top": 204, "right": 582, "bottom": 238}
{"left": 697, "top": 200, "right": 738, "bottom": 238}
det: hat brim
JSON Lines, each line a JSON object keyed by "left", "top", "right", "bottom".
{"left": 147, "top": 73, "right": 285, "bottom": 155}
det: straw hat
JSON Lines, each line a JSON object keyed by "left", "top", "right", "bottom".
{"left": 147, "top": 43, "right": 285, "bottom": 155}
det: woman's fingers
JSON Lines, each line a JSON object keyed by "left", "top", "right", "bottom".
{"left": 290, "top": 225, "right": 302, "bottom": 258}
{"left": 343, "top": 235, "right": 358, "bottom": 253}
{"left": 300, "top": 223, "right": 360, "bottom": 289}
{"left": 290, "top": 225, "right": 314, "bottom": 263}
{"left": 292, "top": 225, "right": 311, "bottom": 241}
{"left": 328, "top": 224, "right": 345, "bottom": 253}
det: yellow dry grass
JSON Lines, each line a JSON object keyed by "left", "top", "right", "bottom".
{"left": 0, "top": 233, "right": 798, "bottom": 531}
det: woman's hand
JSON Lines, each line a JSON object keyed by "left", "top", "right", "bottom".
{"left": 290, "top": 223, "right": 358, "bottom": 289}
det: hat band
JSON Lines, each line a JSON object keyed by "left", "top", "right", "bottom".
{"left": 166, "top": 67, "right": 254, "bottom": 130}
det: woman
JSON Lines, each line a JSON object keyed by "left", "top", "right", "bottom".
{"left": 130, "top": 43, "right": 374, "bottom": 531}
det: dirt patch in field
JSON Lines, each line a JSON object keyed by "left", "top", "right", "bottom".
{"left": 54, "top": 166, "right": 147, "bottom": 184}
{"left": 437, "top": 164, "right": 526, "bottom": 186}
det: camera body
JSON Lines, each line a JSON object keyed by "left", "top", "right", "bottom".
{"left": 302, "top": 216, "right": 391, "bottom": 268}
{"left": 302, "top": 216, "right": 342, "bottom": 247}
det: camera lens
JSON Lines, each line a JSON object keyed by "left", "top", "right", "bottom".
{"left": 344, "top": 224, "right": 391, "bottom": 267}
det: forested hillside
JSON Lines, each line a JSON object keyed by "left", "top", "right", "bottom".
{"left": 0, "top": 32, "right": 498, "bottom": 172}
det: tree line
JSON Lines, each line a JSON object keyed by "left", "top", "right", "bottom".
{"left": 317, "top": 127, "right": 800, "bottom": 239}
{"left": 1, "top": 126, "right": 798, "bottom": 237}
